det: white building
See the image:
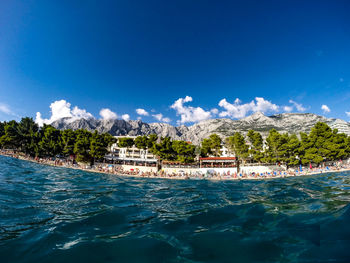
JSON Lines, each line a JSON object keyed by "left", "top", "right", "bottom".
{"left": 108, "top": 136, "right": 157, "bottom": 162}
{"left": 329, "top": 120, "right": 350, "bottom": 136}
{"left": 220, "top": 145, "right": 235, "bottom": 157}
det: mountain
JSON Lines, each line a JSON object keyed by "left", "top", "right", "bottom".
{"left": 50, "top": 112, "right": 350, "bottom": 144}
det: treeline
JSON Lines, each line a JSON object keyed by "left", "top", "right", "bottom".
{"left": 115, "top": 122, "right": 350, "bottom": 166}
{"left": 0, "top": 117, "right": 116, "bottom": 163}
{"left": 223, "top": 122, "right": 350, "bottom": 165}
{"left": 117, "top": 135, "right": 197, "bottom": 163}
{"left": 0, "top": 117, "right": 197, "bottom": 164}
{"left": 1, "top": 118, "right": 350, "bottom": 166}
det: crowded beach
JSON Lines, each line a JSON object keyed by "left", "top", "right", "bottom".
{"left": 2, "top": 149, "right": 350, "bottom": 181}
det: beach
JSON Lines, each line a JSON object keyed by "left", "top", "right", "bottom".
{"left": 2, "top": 150, "right": 350, "bottom": 181}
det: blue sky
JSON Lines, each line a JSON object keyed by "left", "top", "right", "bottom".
{"left": 1, "top": 0, "right": 350, "bottom": 125}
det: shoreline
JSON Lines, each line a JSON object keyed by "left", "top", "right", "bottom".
{"left": 1, "top": 152, "right": 350, "bottom": 181}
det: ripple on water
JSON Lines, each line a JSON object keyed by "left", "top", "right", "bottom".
{"left": 1, "top": 155, "right": 350, "bottom": 262}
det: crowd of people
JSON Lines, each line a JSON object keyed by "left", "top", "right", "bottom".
{"left": 1, "top": 149, "right": 350, "bottom": 180}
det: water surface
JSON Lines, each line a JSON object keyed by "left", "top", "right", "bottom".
{"left": 1, "top": 155, "right": 350, "bottom": 262}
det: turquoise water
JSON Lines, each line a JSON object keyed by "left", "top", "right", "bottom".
{"left": 1, "top": 155, "right": 350, "bottom": 262}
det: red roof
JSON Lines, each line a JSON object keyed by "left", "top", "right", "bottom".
{"left": 200, "top": 157, "right": 237, "bottom": 160}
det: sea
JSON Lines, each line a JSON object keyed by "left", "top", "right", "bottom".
{"left": 1, "top": 155, "right": 350, "bottom": 263}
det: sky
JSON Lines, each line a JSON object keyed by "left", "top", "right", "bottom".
{"left": 1, "top": 0, "right": 350, "bottom": 125}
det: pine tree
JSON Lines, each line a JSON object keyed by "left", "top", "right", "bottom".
{"left": 225, "top": 132, "right": 249, "bottom": 162}
{"left": 74, "top": 129, "right": 92, "bottom": 162}
{"left": 61, "top": 129, "right": 76, "bottom": 156}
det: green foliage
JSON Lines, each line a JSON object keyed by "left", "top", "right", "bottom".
{"left": 299, "top": 122, "right": 348, "bottom": 165}
{"left": 264, "top": 129, "right": 289, "bottom": 163}
{"left": 74, "top": 129, "right": 92, "bottom": 162}
{"left": 200, "top": 134, "right": 222, "bottom": 157}
{"left": 284, "top": 134, "right": 301, "bottom": 166}
{"left": 1, "top": 117, "right": 350, "bottom": 168}
{"left": 172, "top": 140, "right": 196, "bottom": 163}
{"left": 90, "top": 131, "right": 109, "bottom": 163}
{"left": 38, "top": 125, "right": 62, "bottom": 157}
{"left": 134, "top": 134, "right": 158, "bottom": 150}
{"left": 247, "top": 130, "right": 264, "bottom": 162}
{"left": 17, "top": 117, "right": 39, "bottom": 155}
{"left": 0, "top": 121, "right": 4, "bottom": 138}
{"left": 117, "top": 137, "right": 134, "bottom": 148}
{"left": 200, "top": 138, "right": 212, "bottom": 157}
{"left": 134, "top": 136, "right": 148, "bottom": 149}
{"left": 61, "top": 129, "right": 76, "bottom": 156}
{"left": 152, "top": 137, "right": 176, "bottom": 161}
{"left": 226, "top": 132, "right": 249, "bottom": 161}
{"left": 247, "top": 129, "right": 263, "bottom": 150}
{"left": 0, "top": 120, "right": 21, "bottom": 149}
{"left": 102, "top": 133, "right": 117, "bottom": 149}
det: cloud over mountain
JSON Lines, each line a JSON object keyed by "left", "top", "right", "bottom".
{"left": 35, "top": 100, "right": 93, "bottom": 127}
{"left": 152, "top": 113, "right": 171, "bottom": 123}
{"left": 136, "top": 108, "right": 149, "bottom": 116}
{"left": 321, "top": 105, "right": 330, "bottom": 113}
{"left": 100, "top": 108, "right": 118, "bottom": 120}
{"left": 171, "top": 96, "right": 212, "bottom": 124}
{"left": 218, "top": 97, "right": 279, "bottom": 119}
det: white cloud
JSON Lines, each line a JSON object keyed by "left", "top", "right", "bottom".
{"left": 210, "top": 108, "right": 219, "bottom": 115}
{"left": 283, "top": 106, "right": 293, "bottom": 112}
{"left": 99, "top": 108, "right": 118, "bottom": 120}
{"left": 170, "top": 96, "right": 212, "bottom": 124}
{"left": 35, "top": 99, "right": 94, "bottom": 126}
{"left": 35, "top": 112, "right": 45, "bottom": 127}
{"left": 321, "top": 104, "right": 330, "bottom": 113}
{"left": 218, "top": 97, "right": 279, "bottom": 119}
{"left": 255, "top": 97, "right": 279, "bottom": 112}
{"left": 289, "top": 100, "right": 306, "bottom": 112}
{"left": 121, "top": 114, "right": 130, "bottom": 121}
{"left": 152, "top": 113, "right": 171, "bottom": 123}
{"left": 218, "top": 98, "right": 254, "bottom": 119}
{"left": 346, "top": 112, "right": 350, "bottom": 117}
{"left": 136, "top": 108, "right": 149, "bottom": 116}
{"left": 0, "top": 103, "right": 14, "bottom": 115}
{"left": 71, "top": 106, "right": 94, "bottom": 119}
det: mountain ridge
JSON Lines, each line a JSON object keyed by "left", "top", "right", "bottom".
{"left": 50, "top": 112, "right": 350, "bottom": 144}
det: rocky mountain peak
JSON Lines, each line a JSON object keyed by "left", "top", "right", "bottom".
{"left": 50, "top": 112, "right": 350, "bottom": 145}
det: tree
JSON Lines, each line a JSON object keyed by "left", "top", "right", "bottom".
{"left": 0, "top": 120, "right": 20, "bottom": 150}
{"left": 90, "top": 131, "right": 109, "bottom": 164}
{"left": 147, "top": 134, "right": 158, "bottom": 148}
{"left": 172, "top": 140, "right": 196, "bottom": 163}
{"left": 134, "top": 136, "right": 148, "bottom": 149}
{"left": 0, "top": 121, "right": 5, "bottom": 138}
{"left": 264, "top": 129, "right": 288, "bottom": 163}
{"left": 17, "top": 117, "right": 39, "bottom": 155}
{"left": 298, "top": 122, "right": 347, "bottom": 165}
{"left": 200, "top": 134, "right": 222, "bottom": 157}
{"left": 61, "top": 129, "right": 76, "bottom": 156}
{"left": 300, "top": 122, "right": 334, "bottom": 165}
{"left": 102, "top": 133, "right": 117, "bottom": 151}
{"left": 225, "top": 132, "right": 249, "bottom": 161}
{"left": 284, "top": 134, "right": 301, "bottom": 166}
{"left": 152, "top": 137, "right": 176, "bottom": 161}
{"left": 117, "top": 137, "right": 134, "bottom": 148}
{"left": 38, "top": 125, "right": 62, "bottom": 157}
{"left": 200, "top": 138, "right": 212, "bottom": 157}
{"left": 246, "top": 130, "right": 264, "bottom": 162}
{"left": 74, "top": 129, "right": 92, "bottom": 162}
{"left": 209, "top": 134, "right": 222, "bottom": 156}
